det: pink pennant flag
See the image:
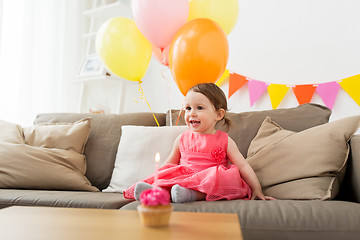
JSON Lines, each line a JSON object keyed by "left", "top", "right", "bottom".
{"left": 248, "top": 79, "right": 268, "bottom": 106}
{"left": 316, "top": 82, "right": 340, "bottom": 109}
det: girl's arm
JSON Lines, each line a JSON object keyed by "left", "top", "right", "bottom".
{"left": 162, "top": 135, "right": 181, "bottom": 166}
{"left": 227, "top": 137, "right": 275, "bottom": 200}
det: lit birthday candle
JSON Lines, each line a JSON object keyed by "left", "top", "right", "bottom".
{"left": 154, "top": 152, "right": 160, "bottom": 188}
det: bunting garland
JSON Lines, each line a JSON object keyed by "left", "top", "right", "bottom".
{"left": 228, "top": 73, "right": 247, "bottom": 98}
{"left": 248, "top": 79, "right": 267, "bottom": 106}
{"left": 292, "top": 84, "right": 317, "bottom": 105}
{"left": 228, "top": 72, "right": 360, "bottom": 110}
{"left": 216, "top": 69, "right": 230, "bottom": 87}
{"left": 316, "top": 82, "right": 340, "bottom": 109}
{"left": 267, "top": 84, "right": 290, "bottom": 109}
{"left": 339, "top": 74, "right": 360, "bottom": 106}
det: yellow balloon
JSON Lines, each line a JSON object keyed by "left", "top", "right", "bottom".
{"left": 96, "top": 17, "right": 152, "bottom": 81}
{"left": 188, "top": 0, "right": 239, "bottom": 35}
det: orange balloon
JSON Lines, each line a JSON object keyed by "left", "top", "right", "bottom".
{"left": 169, "top": 18, "right": 229, "bottom": 95}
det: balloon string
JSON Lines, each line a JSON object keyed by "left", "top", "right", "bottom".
{"left": 134, "top": 80, "right": 160, "bottom": 127}
{"left": 159, "top": 50, "right": 173, "bottom": 126}
{"left": 160, "top": 48, "right": 166, "bottom": 66}
{"left": 175, "top": 100, "right": 185, "bottom": 126}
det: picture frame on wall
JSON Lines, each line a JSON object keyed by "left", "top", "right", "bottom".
{"left": 78, "top": 54, "right": 106, "bottom": 78}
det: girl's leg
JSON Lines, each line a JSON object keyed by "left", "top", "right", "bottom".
{"left": 134, "top": 182, "right": 153, "bottom": 200}
{"left": 171, "top": 184, "right": 206, "bottom": 203}
{"left": 195, "top": 191, "right": 207, "bottom": 201}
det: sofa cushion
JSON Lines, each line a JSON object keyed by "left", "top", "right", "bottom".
{"left": 343, "top": 135, "right": 360, "bottom": 202}
{"left": 0, "top": 119, "right": 98, "bottom": 191}
{"left": 103, "top": 125, "right": 188, "bottom": 193}
{"left": 246, "top": 115, "right": 360, "bottom": 200}
{"left": 23, "top": 118, "right": 91, "bottom": 154}
{"left": 167, "top": 103, "right": 332, "bottom": 157}
{"left": 0, "top": 189, "right": 132, "bottom": 209}
{"left": 34, "top": 112, "right": 166, "bottom": 190}
{"left": 121, "top": 200, "right": 360, "bottom": 240}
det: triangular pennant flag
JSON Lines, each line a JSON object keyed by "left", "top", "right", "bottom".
{"left": 267, "top": 84, "right": 290, "bottom": 109}
{"left": 316, "top": 82, "right": 340, "bottom": 109}
{"left": 248, "top": 79, "right": 268, "bottom": 106}
{"left": 292, "top": 84, "right": 316, "bottom": 105}
{"left": 216, "top": 69, "right": 230, "bottom": 86}
{"left": 229, "top": 73, "right": 248, "bottom": 98}
{"left": 339, "top": 74, "right": 360, "bottom": 106}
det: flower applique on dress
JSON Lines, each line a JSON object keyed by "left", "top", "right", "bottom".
{"left": 211, "top": 147, "right": 226, "bottom": 162}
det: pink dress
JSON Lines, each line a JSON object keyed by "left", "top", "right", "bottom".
{"left": 123, "top": 130, "right": 252, "bottom": 201}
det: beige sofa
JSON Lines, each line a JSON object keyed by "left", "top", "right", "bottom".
{"left": 0, "top": 103, "right": 359, "bottom": 240}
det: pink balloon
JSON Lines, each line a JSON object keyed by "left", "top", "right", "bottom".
{"left": 152, "top": 45, "right": 169, "bottom": 66}
{"left": 131, "top": 0, "right": 189, "bottom": 50}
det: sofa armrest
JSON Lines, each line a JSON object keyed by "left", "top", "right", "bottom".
{"left": 342, "top": 134, "right": 360, "bottom": 202}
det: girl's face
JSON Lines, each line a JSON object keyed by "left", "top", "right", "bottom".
{"left": 184, "top": 91, "right": 224, "bottom": 134}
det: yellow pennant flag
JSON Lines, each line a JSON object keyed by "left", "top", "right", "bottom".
{"left": 268, "top": 84, "right": 290, "bottom": 109}
{"left": 339, "top": 74, "right": 360, "bottom": 106}
{"left": 216, "top": 69, "right": 230, "bottom": 86}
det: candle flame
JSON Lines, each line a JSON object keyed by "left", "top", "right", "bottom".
{"left": 155, "top": 152, "right": 160, "bottom": 163}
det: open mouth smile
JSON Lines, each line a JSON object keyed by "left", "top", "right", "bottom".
{"left": 189, "top": 120, "right": 201, "bottom": 127}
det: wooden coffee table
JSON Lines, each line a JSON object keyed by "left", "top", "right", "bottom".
{"left": 0, "top": 206, "right": 243, "bottom": 240}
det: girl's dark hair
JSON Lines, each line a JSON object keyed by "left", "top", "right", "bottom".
{"left": 188, "top": 83, "right": 231, "bottom": 130}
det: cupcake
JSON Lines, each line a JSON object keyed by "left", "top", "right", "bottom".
{"left": 137, "top": 188, "right": 173, "bottom": 227}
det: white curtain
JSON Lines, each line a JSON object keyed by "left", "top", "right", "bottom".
{"left": 0, "top": 0, "right": 87, "bottom": 126}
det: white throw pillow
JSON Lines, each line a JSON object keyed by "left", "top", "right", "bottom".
{"left": 103, "top": 125, "right": 188, "bottom": 193}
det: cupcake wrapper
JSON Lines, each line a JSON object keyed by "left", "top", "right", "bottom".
{"left": 137, "top": 205, "right": 173, "bottom": 227}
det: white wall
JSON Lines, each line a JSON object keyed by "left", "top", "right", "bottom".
{"left": 85, "top": 0, "right": 360, "bottom": 121}
{"left": 0, "top": 0, "right": 89, "bottom": 126}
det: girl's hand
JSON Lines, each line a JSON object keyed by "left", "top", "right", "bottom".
{"left": 251, "top": 190, "right": 276, "bottom": 200}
